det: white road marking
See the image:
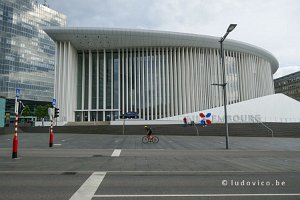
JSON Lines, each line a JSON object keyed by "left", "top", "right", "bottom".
{"left": 53, "top": 144, "right": 62, "bottom": 146}
{"left": 69, "top": 171, "right": 106, "bottom": 200}
{"left": 111, "top": 149, "right": 122, "bottom": 157}
{"left": 93, "top": 193, "right": 300, "bottom": 198}
{"left": 0, "top": 170, "right": 293, "bottom": 174}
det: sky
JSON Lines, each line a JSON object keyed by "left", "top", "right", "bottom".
{"left": 46, "top": 0, "right": 300, "bottom": 79}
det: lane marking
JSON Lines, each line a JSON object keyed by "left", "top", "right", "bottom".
{"left": 69, "top": 171, "right": 106, "bottom": 200}
{"left": 53, "top": 144, "right": 62, "bottom": 146}
{"left": 94, "top": 193, "right": 300, "bottom": 198}
{"left": 111, "top": 149, "right": 122, "bottom": 157}
{"left": 1, "top": 170, "right": 299, "bottom": 174}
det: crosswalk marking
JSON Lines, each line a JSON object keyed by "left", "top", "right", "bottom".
{"left": 69, "top": 172, "right": 106, "bottom": 200}
{"left": 111, "top": 149, "right": 122, "bottom": 157}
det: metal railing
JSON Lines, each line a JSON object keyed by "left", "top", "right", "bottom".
{"left": 252, "top": 117, "right": 274, "bottom": 137}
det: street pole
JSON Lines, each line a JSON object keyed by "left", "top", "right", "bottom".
{"left": 220, "top": 39, "right": 229, "bottom": 149}
{"left": 219, "top": 24, "right": 237, "bottom": 150}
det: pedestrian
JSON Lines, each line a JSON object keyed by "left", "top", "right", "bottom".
{"left": 187, "top": 116, "right": 191, "bottom": 126}
{"left": 183, "top": 117, "right": 187, "bottom": 127}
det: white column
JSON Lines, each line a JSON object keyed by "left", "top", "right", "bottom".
{"left": 210, "top": 49, "right": 215, "bottom": 107}
{"left": 176, "top": 47, "right": 186, "bottom": 115}
{"left": 55, "top": 42, "right": 61, "bottom": 110}
{"left": 81, "top": 50, "right": 85, "bottom": 113}
{"left": 138, "top": 49, "right": 141, "bottom": 118}
{"left": 88, "top": 50, "right": 92, "bottom": 121}
{"left": 142, "top": 49, "right": 145, "bottom": 119}
{"left": 72, "top": 44, "right": 77, "bottom": 121}
{"left": 185, "top": 48, "right": 190, "bottom": 113}
{"left": 162, "top": 48, "right": 166, "bottom": 118}
{"left": 182, "top": 48, "right": 186, "bottom": 114}
{"left": 216, "top": 48, "right": 222, "bottom": 107}
{"left": 236, "top": 52, "right": 241, "bottom": 102}
{"left": 122, "top": 49, "right": 125, "bottom": 115}
{"left": 130, "top": 49, "right": 133, "bottom": 111}
{"left": 111, "top": 50, "right": 114, "bottom": 111}
{"left": 59, "top": 42, "right": 64, "bottom": 119}
{"left": 146, "top": 48, "right": 150, "bottom": 120}
{"left": 187, "top": 47, "right": 191, "bottom": 112}
{"left": 103, "top": 49, "right": 106, "bottom": 120}
{"left": 118, "top": 49, "right": 121, "bottom": 117}
{"left": 192, "top": 48, "right": 196, "bottom": 111}
{"left": 54, "top": 42, "right": 59, "bottom": 102}
{"left": 203, "top": 48, "right": 207, "bottom": 109}
{"left": 63, "top": 42, "right": 68, "bottom": 119}
{"left": 195, "top": 48, "right": 200, "bottom": 111}
{"left": 166, "top": 48, "right": 170, "bottom": 117}
{"left": 154, "top": 48, "right": 157, "bottom": 119}
{"left": 158, "top": 48, "right": 162, "bottom": 119}
{"left": 134, "top": 49, "right": 137, "bottom": 112}
{"left": 169, "top": 48, "right": 174, "bottom": 117}
{"left": 150, "top": 48, "right": 153, "bottom": 120}
{"left": 96, "top": 51, "right": 99, "bottom": 111}
{"left": 173, "top": 48, "right": 178, "bottom": 116}
{"left": 126, "top": 49, "right": 129, "bottom": 113}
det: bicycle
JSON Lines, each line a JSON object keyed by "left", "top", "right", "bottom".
{"left": 142, "top": 135, "right": 159, "bottom": 143}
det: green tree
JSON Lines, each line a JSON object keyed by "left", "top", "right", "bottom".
{"left": 35, "top": 105, "right": 46, "bottom": 119}
{"left": 21, "top": 105, "right": 31, "bottom": 116}
{"left": 35, "top": 105, "right": 51, "bottom": 126}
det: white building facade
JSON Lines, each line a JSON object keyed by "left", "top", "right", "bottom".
{"left": 44, "top": 28, "right": 278, "bottom": 123}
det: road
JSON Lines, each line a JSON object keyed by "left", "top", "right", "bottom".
{"left": 0, "top": 132, "right": 299, "bottom": 200}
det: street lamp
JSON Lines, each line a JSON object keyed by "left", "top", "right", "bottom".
{"left": 219, "top": 24, "right": 237, "bottom": 149}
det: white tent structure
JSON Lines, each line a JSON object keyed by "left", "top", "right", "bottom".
{"left": 162, "top": 94, "right": 300, "bottom": 123}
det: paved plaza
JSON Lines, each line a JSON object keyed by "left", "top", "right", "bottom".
{"left": 0, "top": 132, "right": 299, "bottom": 200}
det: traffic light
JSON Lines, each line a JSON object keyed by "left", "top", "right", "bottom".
{"left": 54, "top": 107, "right": 59, "bottom": 118}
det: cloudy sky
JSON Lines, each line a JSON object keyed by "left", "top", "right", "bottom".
{"left": 47, "top": 0, "right": 300, "bottom": 79}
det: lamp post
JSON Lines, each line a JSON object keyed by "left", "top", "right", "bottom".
{"left": 219, "top": 24, "right": 237, "bottom": 150}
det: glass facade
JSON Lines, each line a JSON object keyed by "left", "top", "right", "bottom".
{"left": 76, "top": 51, "right": 120, "bottom": 121}
{"left": 0, "top": 0, "right": 66, "bottom": 103}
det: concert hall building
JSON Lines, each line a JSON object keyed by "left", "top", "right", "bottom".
{"left": 44, "top": 27, "right": 278, "bottom": 123}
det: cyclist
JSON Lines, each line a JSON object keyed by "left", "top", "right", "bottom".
{"left": 144, "top": 126, "right": 153, "bottom": 140}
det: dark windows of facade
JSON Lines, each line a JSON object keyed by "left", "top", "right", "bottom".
{"left": 274, "top": 71, "right": 300, "bottom": 102}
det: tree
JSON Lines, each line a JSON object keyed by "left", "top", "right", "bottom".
{"left": 35, "top": 105, "right": 51, "bottom": 126}
{"left": 21, "top": 105, "right": 31, "bottom": 117}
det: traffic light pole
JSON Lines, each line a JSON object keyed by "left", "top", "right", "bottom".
{"left": 49, "top": 106, "right": 59, "bottom": 147}
{"left": 49, "top": 119, "right": 54, "bottom": 147}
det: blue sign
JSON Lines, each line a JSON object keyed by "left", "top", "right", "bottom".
{"left": 52, "top": 98, "right": 56, "bottom": 106}
{"left": 16, "top": 88, "right": 20, "bottom": 98}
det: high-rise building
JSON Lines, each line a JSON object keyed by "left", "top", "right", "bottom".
{"left": 0, "top": 0, "right": 66, "bottom": 113}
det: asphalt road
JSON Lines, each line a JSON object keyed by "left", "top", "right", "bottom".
{"left": 0, "top": 133, "right": 299, "bottom": 200}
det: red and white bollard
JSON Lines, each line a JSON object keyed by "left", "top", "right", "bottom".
{"left": 49, "top": 120, "right": 54, "bottom": 147}
{"left": 12, "top": 113, "right": 19, "bottom": 159}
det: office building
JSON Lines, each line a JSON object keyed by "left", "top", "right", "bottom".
{"left": 0, "top": 0, "right": 66, "bottom": 113}
{"left": 274, "top": 71, "right": 300, "bottom": 102}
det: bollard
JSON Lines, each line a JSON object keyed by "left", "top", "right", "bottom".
{"left": 12, "top": 113, "right": 19, "bottom": 159}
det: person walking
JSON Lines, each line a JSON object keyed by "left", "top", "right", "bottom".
{"left": 183, "top": 117, "right": 187, "bottom": 127}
